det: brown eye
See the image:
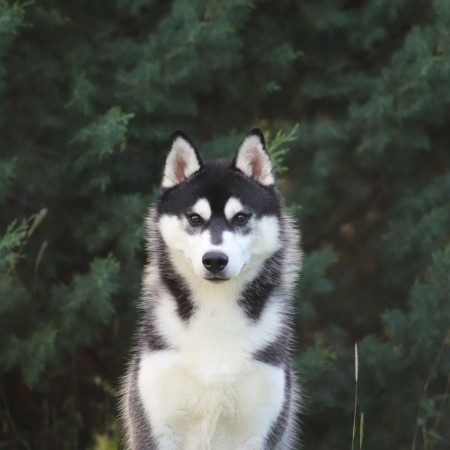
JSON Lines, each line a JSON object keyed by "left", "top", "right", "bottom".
{"left": 233, "top": 212, "right": 251, "bottom": 226}
{"left": 187, "top": 213, "right": 204, "bottom": 226}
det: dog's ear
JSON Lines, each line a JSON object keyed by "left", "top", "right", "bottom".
{"left": 162, "top": 131, "right": 203, "bottom": 188}
{"left": 233, "top": 128, "right": 275, "bottom": 186}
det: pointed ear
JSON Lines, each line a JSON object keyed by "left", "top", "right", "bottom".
{"left": 162, "top": 131, "right": 203, "bottom": 188}
{"left": 233, "top": 128, "right": 275, "bottom": 186}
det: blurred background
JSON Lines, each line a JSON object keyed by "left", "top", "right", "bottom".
{"left": 1, "top": 0, "right": 449, "bottom": 449}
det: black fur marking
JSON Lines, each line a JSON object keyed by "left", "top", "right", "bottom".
{"left": 158, "top": 236, "right": 195, "bottom": 321}
{"left": 248, "top": 127, "right": 266, "bottom": 143}
{"left": 238, "top": 249, "right": 283, "bottom": 321}
{"left": 158, "top": 161, "right": 281, "bottom": 220}
{"left": 264, "top": 368, "right": 292, "bottom": 449}
{"left": 141, "top": 313, "right": 169, "bottom": 351}
{"left": 127, "top": 360, "right": 157, "bottom": 449}
{"left": 208, "top": 216, "right": 227, "bottom": 245}
{"left": 253, "top": 333, "right": 290, "bottom": 366}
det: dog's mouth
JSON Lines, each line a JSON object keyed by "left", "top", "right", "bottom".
{"left": 204, "top": 275, "right": 230, "bottom": 282}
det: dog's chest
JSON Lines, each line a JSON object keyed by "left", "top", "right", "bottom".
{"left": 155, "top": 287, "right": 282, "bottom": 378}
{"left": 137, "top": 294, "right": 285, "bottom": 447}
{"left": 137, "top": 349, "right": 284, "bottom": 449}
{"left": 180, "top": 300, "right": 257, "bottom": 378}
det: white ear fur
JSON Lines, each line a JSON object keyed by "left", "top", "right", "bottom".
{"left": 234, "top": 130, "right": 275, "bottom": 185}
{"left": 162, "top": 133, "right": 202, "bottom": 188}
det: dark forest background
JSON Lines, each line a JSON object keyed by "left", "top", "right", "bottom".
{"left": 1, "top": 0, "right": 450, "bottom": 449}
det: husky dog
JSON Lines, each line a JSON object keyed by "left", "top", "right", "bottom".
{"left": 121, "top": 129, "right": 301, "bottom": 449}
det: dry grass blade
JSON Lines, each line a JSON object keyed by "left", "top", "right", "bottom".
{"left": 27, "top": 208, "right": 48, "bottom": 238}
{"left": 352, "top": 343, "right": 359, "bottom": 450}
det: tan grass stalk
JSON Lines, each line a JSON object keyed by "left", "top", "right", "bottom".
{"left": 359, "top": 412, "right": 364, "bottom": 449}
{"left": 352, "top": 343, "right": 359, "bottom": 450}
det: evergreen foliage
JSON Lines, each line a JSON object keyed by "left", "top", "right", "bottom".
{"left": 0, "top": 0, "right": 449, "bottom": 448}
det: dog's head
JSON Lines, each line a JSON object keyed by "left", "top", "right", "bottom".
{"left": 156, "top": 129, "right": 282, "bottom": 284}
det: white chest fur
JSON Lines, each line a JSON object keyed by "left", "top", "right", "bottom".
{"left": 137, "top": 287, "right": 286, "bottom": 449}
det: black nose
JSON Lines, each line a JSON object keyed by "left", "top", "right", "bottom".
{"left": 202, "top": 251, "right": 228, "bottom": 273}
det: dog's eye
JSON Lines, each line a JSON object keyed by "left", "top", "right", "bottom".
{"left": 233, "top": 212, "right": 251, "bottom": 226}
{"left": 187, "top": 213, "right": 204, "bottom": 226}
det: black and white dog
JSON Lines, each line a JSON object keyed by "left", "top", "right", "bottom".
{"left": 121, "top": 129, "right": 301, "bottom": 449}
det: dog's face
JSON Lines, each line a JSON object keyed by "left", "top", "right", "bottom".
{"left": 156, "top": 129, "right": 282, "bottom": 283}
